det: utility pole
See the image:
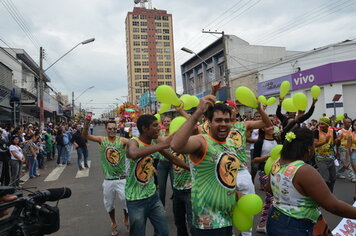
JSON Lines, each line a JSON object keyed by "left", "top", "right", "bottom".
{"left": 39, "top": 47, "right": 45, "bottom": 129}
{"left": 202, "top": 30, "right": 231, "bottom": 100}
{"left": 72, "top": 91, "right": 74, "bottom": 117}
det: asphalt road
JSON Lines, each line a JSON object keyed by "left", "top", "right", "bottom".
{"left": 20, "top": 125, "right": 355, "bottom": 236}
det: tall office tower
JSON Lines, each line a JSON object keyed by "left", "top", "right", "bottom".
{"left": 125, "top": 0, "right": 176, "bottom": 106}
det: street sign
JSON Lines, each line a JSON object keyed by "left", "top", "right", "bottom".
{"left": 332, "top": 94, "right": 342, "bottom": 102}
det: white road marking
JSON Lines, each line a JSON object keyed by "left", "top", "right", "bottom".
{"left": 75, "top": 161, "right": 91, "bottom": 178}
{"left": 20, "top": 174, "right": 29, "bottom": 183}
{"left": 45, "top": 165, "right": 66, "bottom": 182}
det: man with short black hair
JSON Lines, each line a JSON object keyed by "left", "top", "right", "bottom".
{"left": 83, "top": 119, "right": 129, "bottom": 236}
{"left": 171, "top": 97, "right": 240, "bottom": 235}
{"left": 126, "top": 114, "right": 188, "bottom": 236}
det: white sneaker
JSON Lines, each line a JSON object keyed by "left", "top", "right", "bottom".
{"left": 351, "top": 179, "right": 356, "bottom": 183}
{"left": 337, "top": 175, "right": 346, "bottom": 179}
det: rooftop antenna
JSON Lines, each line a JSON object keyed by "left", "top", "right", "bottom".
{"left": 133, "top": 0, "right": 152, "bottom": 9}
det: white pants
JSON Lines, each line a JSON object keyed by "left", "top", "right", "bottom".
{"left": 236, "top": 168, "right": 255, "bottom": 236}
{"left": 102, "top": 179, "right": 127, "bottom": 212}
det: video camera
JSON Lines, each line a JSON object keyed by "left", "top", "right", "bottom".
{"left": 0, "top": 186, "right": 71, "bottom": 236}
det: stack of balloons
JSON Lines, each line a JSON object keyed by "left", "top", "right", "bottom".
{"left": 232, "top": 194, "right": 263, "bottom": 231}
{"left": 264, "top": 144, "right": 283, "bottom": 175}
{"left": 154, "top": 85, "right": 201, "bottom": 134}
{"left": 280, "top": 81, "right": 321, "bottom": 112}
{"left": 235, "top": 86, "right": 277, "bottom": 108}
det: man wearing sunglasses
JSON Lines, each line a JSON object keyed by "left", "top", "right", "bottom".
{"left": 83, "top": 119, "right": 129, "bottom": 236}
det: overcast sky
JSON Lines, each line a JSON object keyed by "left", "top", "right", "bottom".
{"left": 1, "top": 0, "right": 356, "bottom": 117}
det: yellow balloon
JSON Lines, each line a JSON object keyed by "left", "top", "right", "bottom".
{"left": 270, "top": 144, "right": 283, "bottom": 159}
{"left": 169, "top": 116, "right": 187, "bottom": 134}
{"left": 280, "top": 81, "right": 291, "bottom": 99}
{"left": 180, "top": 94, "right": 194, "bottom": 110}
{"left": 237, "top": 194, "right": 263, "bottom": 215}
{"left": 155, "top": 85, "right": 181, "bottom": 106}
{"left": 235, "top": 86, "right": 258, "bottom": 108}
{"left": 154, "top": 113, "right": 161, "bottom": 122}
{"left": 258, "top": 96, "right": 267, "bottom": 105}
{"left": 232, "top": 205, "right": 253, "bottom": 232}
{"left": 215, "top": 101, "right": 222, "bottom": 103}
{"left": 282, "top": 98, "right": 298, "bottom": 112}
{"left": 336, "top": 114, "right": 345, "bottom": 122}
{"left": 158, "top": 103, "right": 171, "bottom": 114}
{"left": 191, "top": 96, "right": 200, "bottom": 107}
{"left": 264, "top": 157, "right": 275, "bottom": 175}
{"left": 266, "top": 97, "right": 277, "bottom": 106}
{"left": 292, "top": 93, "right": 308, "bottom": 111}
{"left": 311, "top": 85, "right": 321, "bottom": 99}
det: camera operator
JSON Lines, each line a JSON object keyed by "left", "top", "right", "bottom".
{"left": 0, "top": 194, "right": 17, "bottom": 218}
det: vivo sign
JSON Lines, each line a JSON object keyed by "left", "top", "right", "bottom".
{"left": 258, "top": 59, "right": 356, "bottom": 95}
{"left": 293, "top": 73, "right": 315, "bottom": 86}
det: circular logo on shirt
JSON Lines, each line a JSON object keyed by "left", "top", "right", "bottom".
{"left": 105, "top": 148, "right": 120, "bottom": 165}
{"left": 172, "top": 152, "right": 186, "bottom": 173}
{"left": 135, "top": 156, "right": 154, "bottom": 184}
{"left": 203, "top": 122, "right": 209, "bottom": 134}
{"left": 216, "top": 151, "right": 239, "bottom": 189}
{"left": 229, "top": 129, "right": 242, "bottom": 148}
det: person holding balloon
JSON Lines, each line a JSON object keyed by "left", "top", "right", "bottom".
{"left": 171, "top": 97, "right": 241, "bottom": 235}
{"left": 266, "top": 127, "right": 356, "bottom": 235}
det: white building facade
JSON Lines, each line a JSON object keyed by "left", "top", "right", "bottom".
{"left": 258, "top": 40, "right": 356, "bottom": 120}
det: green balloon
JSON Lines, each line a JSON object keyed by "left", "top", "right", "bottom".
{"left": 270, "top": 144, "right": 283, "bottom": 159}
{"left": 169, "top": 116, "right": 187, "bottom": 134}
{"left": 280, "top": 81, "right": 291, "bottom": 99}
{"left": 292, "top": 93, "right": 308, "bottom": 111}
{"left": 264, "top": 157, "right": 275, "bottom": 175}
{"left": 258, "top": 95, "right": 267, "bottom": 105}
{"left": 154, "top": 113, "right": 161, "bottom": 122}
{"left": 282, "top": 98, "right": 298, "bottom": 112}
{"left": 311, "top": 85, "right": 321, "bottom": 99}
{"left": 237, "top": 194, "right": 263, "bottom": 215}
{"left": 159, "top": 103, "right": 171, "bottom": 114}
{"left": 155, "top": 85, "right": 181, "bottom": 106}
{"left": 232, "top": 205, "right": 253, "bottom": 232}
{"left": 235, "top": 86, "right": 258, "bottom": 108}
{"left": 266, "top": 97, "right": 277, "bottom": 106}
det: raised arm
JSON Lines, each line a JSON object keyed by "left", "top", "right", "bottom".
{"left": 244, "top": 102, "right": 273, "bottom": 130}
{"left": 171, "top": 95, "right": 215, "bottom": 156}
{"left": 276, "top": 98, "right": 287, "bottom": 123}
{"left": 82, "top": 119, "right": 103, "bottom": 144}
{"left": 126, "top": 138, "right": 169, "bottom": 160}
{"left": 298, "top": 99, "right": 317, "bottom": 123}
{"left": 296, "top": 165, "right": 356, "bottom": 219}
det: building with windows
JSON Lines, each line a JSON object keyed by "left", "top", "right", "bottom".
{"left": 125, "top": 2, "right": 176, "bottom": 107}
{"left": 180, "top": 35, "right": 299, "bottom": 100}
{"left": 180, "top": 35, "right": 300, "bottom": 116}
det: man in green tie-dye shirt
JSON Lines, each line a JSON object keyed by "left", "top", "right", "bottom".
{"left": 171, "top": 96, "right": 241, "bottom": 235}
{"left": 126, "top": 114, "right": 189, "bottom": 236}
{"left": 83, "top": 119, "right": 129, "bottom": 236}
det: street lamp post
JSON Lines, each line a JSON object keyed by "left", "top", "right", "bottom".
{"left": 39, "top": 38, "right": 95, "bottom": 129}
{"left": 73, "top": 86, "right": 95, "bottom": 117}
{"left": 181, "top": 47, "right": 212, "bottom": 96}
